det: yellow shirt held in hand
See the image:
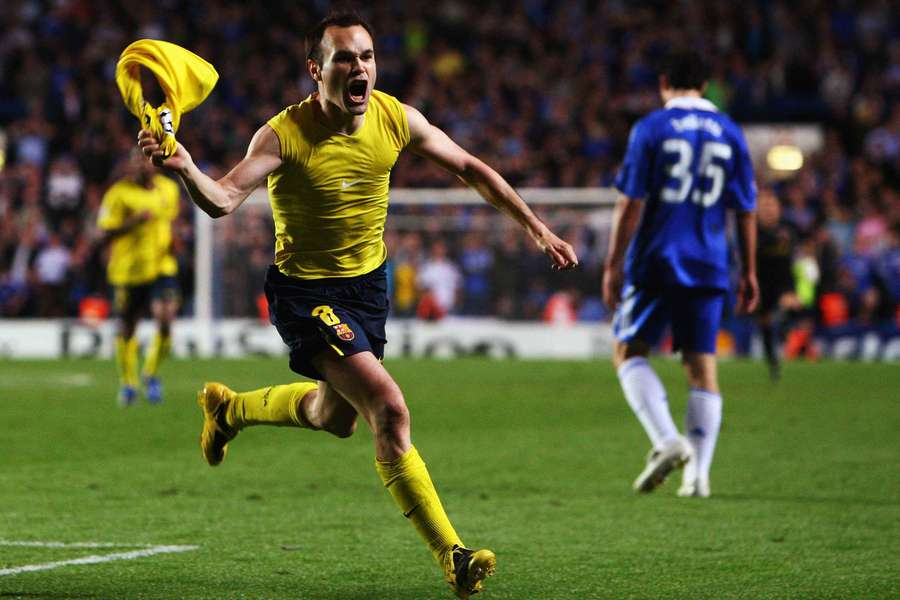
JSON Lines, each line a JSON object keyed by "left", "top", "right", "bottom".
{"left": 97, "top": 175, "right": 181, "bottom": 287}
{"left": 115, "top": 39, "right": 218, "bottom": 158}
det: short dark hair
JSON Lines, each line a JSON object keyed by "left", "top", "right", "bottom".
{"left": 306, "top": 11, "right": 374, "bottom": 65}
{"left": 657, "top": 50, "right": 709, "bottom": 91}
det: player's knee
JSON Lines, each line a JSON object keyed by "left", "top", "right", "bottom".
{"left": 683, "top": 361, "right": 718, "bottom": 393}
{"left": 613, "top": 341, "right": 648, "bottom": 369}
{"left": 118, "top": 320, "right": 137, "bottom": 339}
{"left": 373, "top": 393, "right": 410, "bottom": 437}
{"left": 380, "top": 399, "right": 409, "bottom": 430}
{"left": 324, "top": 418, "right": 357, "bottom": 439}
{"left": 612, "top": 343, "right": 626, "bottom": 368}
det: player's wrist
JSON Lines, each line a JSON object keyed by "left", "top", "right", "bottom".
{"left": 604, "top": 257, "right": 623, "bottom": 271}
{"left": 527, "top": 223, "right": 553, "bottom": 250}
{"left": 527, "top": 219, "right": 550, "bottom": 239}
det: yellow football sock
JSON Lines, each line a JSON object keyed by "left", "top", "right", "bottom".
{"left": 226, "top": 382, "right": 318, "bottom": 430}
{"left": 142, "top": 333, "right": 171, "bottom": 378}
{"left": 376, "top": 446, "right": 463, "bottom": 566}
{"left": 115, "top": 336, "right": 139, "bottom": 387}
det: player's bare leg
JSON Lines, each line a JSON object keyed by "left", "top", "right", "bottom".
{"left": 311, "top": 351, "right": 409, "bottom": 458}
{"left": 143, "top": 295, "right": 178, "bottom": 403}
{"left": 615, "top": 340, "right": 692, "bottom": 492}
{"left": 313, "top": 351, "right": 495, "bottom": 598}
{"left": 612, "top": 338, "right": 651, "bottom": 370}
{"left": 301, "top": 379, "right": 359, "bottom": 438}
{"left": 678, "top": 352, "right": 721, "bottom": 498}
{"left": 682, "top": 352, "right": 719, "bottom": 394}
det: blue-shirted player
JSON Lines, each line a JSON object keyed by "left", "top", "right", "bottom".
{"left": 603, "top": 51, "right": 759, "bottom": 498}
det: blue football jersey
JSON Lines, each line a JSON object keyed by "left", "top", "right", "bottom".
{"left": 614, "top": 97, "right": 756, "bottom": 290}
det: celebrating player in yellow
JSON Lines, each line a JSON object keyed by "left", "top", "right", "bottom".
{"left": 98, "top": 150, "right": 181, "bottom": 406}
{"left": 139, "top": 12, "right": 577, "bottom": 598}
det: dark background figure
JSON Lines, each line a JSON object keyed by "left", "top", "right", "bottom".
{"left": 755, "top": 188, "right": 800, "bottom": 379}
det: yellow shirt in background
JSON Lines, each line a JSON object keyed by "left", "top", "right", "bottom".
{"left": 98, "top": 175, "right": 180, "bottom": 286}
{"left": 266, "top": 90, "right": 410, "bottom": 279}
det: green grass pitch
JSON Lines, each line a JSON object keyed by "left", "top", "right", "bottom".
{"left": 1, "top": 358, "right": 898, "bottom": 599}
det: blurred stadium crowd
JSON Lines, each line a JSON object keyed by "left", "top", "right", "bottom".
{"left": 0, "top": 1, "right": 897, "bottom": 344}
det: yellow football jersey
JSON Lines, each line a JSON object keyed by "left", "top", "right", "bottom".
{"left": 97, "top": 174, "right": 181, "bottom": 286}
{"left": 266, "top": 90, "right": 410, "bottom": 279}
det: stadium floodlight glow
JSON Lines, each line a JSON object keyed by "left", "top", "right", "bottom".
{"left": 766, "top": 144, "right": 804, "bottom": 171}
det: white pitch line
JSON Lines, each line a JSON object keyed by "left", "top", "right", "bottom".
{"left": 0, "top": 540, "right": 154, "bottom": 549}
{"left": 0, "top": 544, "right": 198, "bottom": 576}
{"left": 0, "top": 373, "right": 94, "bottom": 388}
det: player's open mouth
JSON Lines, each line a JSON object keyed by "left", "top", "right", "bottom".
{"left": 347, "top": 79, "right": 368, "bottom": 104}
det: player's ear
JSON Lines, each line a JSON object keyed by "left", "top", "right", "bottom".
{"left": 307, "top": 58, "right": 321, "bottom": 82}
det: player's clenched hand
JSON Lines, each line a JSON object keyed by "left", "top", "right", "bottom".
{"left": 534, "top": 229, "right": 578, "bottom": 271}
{"left": 736, "top": 272, "right": 759, "bottom": 315}
{"left": 602, "top": 264, "right": 624, "bottom": 312}
{"left": 137, "top": 129, "right": 190, "bottom": 172}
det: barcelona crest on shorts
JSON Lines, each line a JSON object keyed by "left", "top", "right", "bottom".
{"left": 333, "top": 323, "right": 355, "bottom": 341}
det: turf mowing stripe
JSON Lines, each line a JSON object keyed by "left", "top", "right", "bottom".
{"left": 0, "top": 545, "right": 198, "bottom": 576}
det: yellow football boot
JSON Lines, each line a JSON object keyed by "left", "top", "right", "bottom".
{"left": 445, "top": 545, "right": 496, "bottom": 599}
{"left": 197, "top": 382, "right": 238, "bottom": 466}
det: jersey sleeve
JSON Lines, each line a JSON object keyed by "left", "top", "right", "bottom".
{"left": 97, "top": 185, "right": 125, "bottom": 230}
{"left": 614, "top": 119, "right": 652, "bottom": 200}
{"left": 725, "top": 128, "right": 757, "bottom": 212}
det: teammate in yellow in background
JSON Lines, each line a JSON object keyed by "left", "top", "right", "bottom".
{"left": 98, "top": 149, "right": 181, "bottom": 406}
{"left": 139, "top": 12, "right": 577, "bottom": 599}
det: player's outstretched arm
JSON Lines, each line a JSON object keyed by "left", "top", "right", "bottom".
{"left": 735, "top": 210, "right": 759, "bottom": 314}
{"left": 138, "top": 125, "right": 282, "bottom": 218}
{"left": 602, "top": 196, "right": 644, "bottom": 311}
{"left": 403, "top": 104, "right": 577, "bottom": 271}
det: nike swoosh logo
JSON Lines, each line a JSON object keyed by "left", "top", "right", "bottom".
{"left": 341, "top": 179, "right": 364, "bottom": 189}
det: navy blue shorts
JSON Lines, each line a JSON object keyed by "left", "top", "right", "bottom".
{"left": 113, "top": 276, "right": 180, "bottom": 319}
{"left": 152, "top": 276, "right": 180, "bottom": 302}
{"left": 265, "top": 263, "right": 389, "bottom": 380}
{"left": 613, "top": 284, "right": 726, "bottom": 354}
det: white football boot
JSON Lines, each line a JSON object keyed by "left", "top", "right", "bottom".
{"left": 632, "top": 435, "right": 693, "bottom": 493}
{"left": 677, "top": 476, "right": 711, "bottom": 498}
{"left": 677, "top": 440, "right": 710, "bottom": 498}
